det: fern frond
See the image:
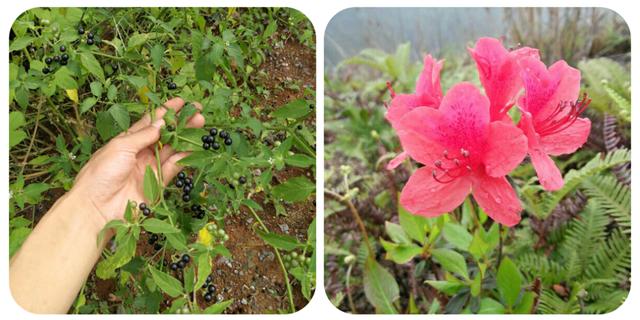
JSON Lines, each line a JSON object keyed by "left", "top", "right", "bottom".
{"left": 602, "top": 82, "right": 630, "bottom": 122}
{"left": 538, "top": 289, "right": 580, "bottom": 314}
{"left": 517, "top": 253, "right": 567, "bottom": 285}
{"left": 583, "top": 289, "right": 628, "bottom": 314}
{"left": 580, "top": 174, "right": 630, "bottom": 232}
{"left": 538, "top": 149, "right": 630, "bottom": 218}
{"left": 585, "top": 228, "right": 630, "bottom": 282}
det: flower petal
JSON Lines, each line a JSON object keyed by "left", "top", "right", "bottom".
{"left": 468, "top": 38, "right": 537, "bottom": 120}
{"left": 385, "top": 93, "right": 424, "bottom": 128}
{"left": 400, "top": 166, "right": 471, "bottom": 217}
{"left": 436, "top": 82, "right": 490, "bottom": 158}
{"left": 386, "top": 151, "right": 409, "bottom": 170}
{"left": 530, "top": 149, "right": 564, "bottom": 191}
{"left": 472, "top": 174, "right": 522, "bottom": 227}
{"left": 540, "top": 117, "right": 591, "bottom": 156}
{"left": 396, "top": 107, "right": 447, "bottom": 165}
{"left": 415, "top": 55, "right": 443, "bottom": 105}
{"left": 483, "top": 121, "right": 528, "bottom": 177}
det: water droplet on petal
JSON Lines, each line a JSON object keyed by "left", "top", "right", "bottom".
{"left": 495, "top": 196, "right": 502, "bottom": 204}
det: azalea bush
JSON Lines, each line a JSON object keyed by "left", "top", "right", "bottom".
{"left": 10, "top": 8, "right": 316, "bottom": 314}
{"left": 325, "top": 35, "right": 630, "bottom": 313}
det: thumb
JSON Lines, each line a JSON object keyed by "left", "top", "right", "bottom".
{"left": 122, "top": 119, "right": 164, "bottom": 151}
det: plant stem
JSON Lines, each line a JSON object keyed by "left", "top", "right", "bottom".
{"left": 497, "top": 224, "right": 504, "bottom": 267}
{"left": 324, "top": 189, "right": 374, "bottom": 258}
{"left": 246, "top": 206, "right": 296, "bottom": 313}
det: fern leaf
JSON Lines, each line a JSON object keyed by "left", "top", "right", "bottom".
{"left": 585, "top": 228, "right": 630, "bottom": 283}
{"left": 580, "top": 174, "right": 630, "bottom": 232}
{"left": 538, "top": 289, "right": 580, "bottom": 314}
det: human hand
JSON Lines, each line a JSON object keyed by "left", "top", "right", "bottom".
{"left": 70, "top": 97, "right": 205, "bottom": 225}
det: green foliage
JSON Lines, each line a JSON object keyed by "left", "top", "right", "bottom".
{"left": 578, "top": 58, "right": 630, "bottom": 122}
{"left": 9, "top": 7, "right": 315, "bottom": 314}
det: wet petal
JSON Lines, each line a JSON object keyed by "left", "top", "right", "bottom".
{"left": 540, "top": 117, "right": 591, "bottom": 156}
{"left": 484, "top": 121, "right": 528, "bottom": 177}
{"left": 400, "top": 166, "right": 471, "bottom": 217}
{"left": 385, "top": 93, "right": 424, "bottom": 128}
{"left": 472, "top": 174, "right": 522, "bottom": 227}
{"left": 530, "top": 149, "right": 564, "bottom": 191}
{"left": 386, "top": 151, "right": 409, "bottom": 170}
{"left": 415, "top": 55, "right": 443, "bottom": 105}
{"left": 396, "top": 107, "right": 447, "bottom": 165}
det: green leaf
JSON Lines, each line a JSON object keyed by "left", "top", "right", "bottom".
{"left": 255, "top": 229, "right": 303, "bottom": 251}
{"left": 263, "top": 20, "right": 277, "bottom": 38}
{"left": 514, "top": 291, "right": 535, "bottom": 314}
{"left": 108, "top": 104, "right": 130, "bottom": 130}
{"left": 363, "top": 258, "right": 399, "bottom": 314}
{"left": 380, "top": 239, "right": 422, "bottom": 264}
{"left": 431, "top": 248, "right": 468, "bottom": 280}
{"left": 143, "top": 165, "right": 160, "bottom": 204}
{"left": 195, "top": 253, "right": 212, "bottom": 290}
{"left": 80, "top": 97, "right": 98, "bottom": 114}
{"left": 96, "top": 231, "right": 136, "bottom": 279}
{"left": 9, "top": 111, "right": 27, "bottom": 148}
{"left": 272, "top": 176, "right": 315, "bottom": 202}
{"left": 9, "top": 227, "right": 31, "bottom": 257}
{"left": 142, "top": 218, "right": 179, "bottom": 234}
{"left": 424, "top": 280, "right": 465, "bottom": 295}
{"left": 150, "top": 44, "right": 164, "bottom": 71}
{"left": 10, "top": 36, "right": 35, "bottom": 51}
{"left": 203, "top": 300, "right": 233, "bottom": 314}
{"left": 271, "top": 99, "right": 311, "bottom": 119}
{"left": 165, "top": 232, "right": 188, "bottom": 251}
{"left": 54, "top": 67, "right": 78, "bottom": 89}
{"left": 80, "top": 52, "right": 105, "bottom": 82}
{"left": 90, "top": 81, "right": 103, "bottom": 97}
{"left": 148, "top": 265, "right": 183, "bottom": 298}
{"left": 443, "top": 222, "right": 473, "bottom": 251}
{"left": 22, "top": 183, "right": 50, "bottom": 205}
{"left": 497, "top": 257, "right": 522, "bottom": 308}
{"left": 478, "top": 297, "right": 505, "bottom": 314}
{"left": 398, "top": 203, "right": 429, "bottom": 244}
{"left": 385, "top": 222, "right": 410, "bottom": 244}
{"left": 284, "top": 154, "right": 315, "bottom": 168}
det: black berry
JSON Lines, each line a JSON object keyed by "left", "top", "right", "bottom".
{"left": 170, "top": 263, "right": 178, "bottom": 271}
{"left": 139, "top": 202, "right": 147, "bottom": 210}
{"left": 53, "top": 55, "right": 60, "bottom": 62}
{"left": 185, "top": 177, "right": 193, "bottom": 185}
{"left": 197, "top": 212, "right": 205, "bottom": 219}
{"left": 177, "top": 260, "right": 186, "bottom": 268}
{"left": 181, "top": 254, "right": 190, "bottom": 263}
{"left": 176, "top": 179, "right": 184, "bottom": 188}
{"left": 60, "top": 60, "right": 68, "bottom": 66}
{"left": 87, "top": 32, "right": 94, "bottom": 39}
{"left": 204, "top": 294, "right": 213, "bottom": 302}
{"left": 42, "top": 67, "right": 50, "bottom": 74}
{"left": 203, "top": 143, "right": 210, "bottom": 150}
{"left": 59, "top": 45, "right": 66, "bottom": 52}
{"left": 87, "top": 38, "right": 94, "bottom": 45}
{"left": 183, "top": 185, "right": 192, "bottom": 193}
{"left": 209, "top": 128, "right": 218, "bottom": 136}
{"left": 178, "top": 172, "right": 186, "bottom": 179}
{"left": 219, "top": 130, "right": 229, "bottom": 139}
{"left": 78, "top": 26, "right": 84, "bottom": 34}
{"left": 154, "top": 243, "right": 162, "bottom": 251}
{"left": 45, "top": 57, "right": 52, "bottom": 64}
{"left": 168, "top": 82, "right": 177, "bottom": 90}
{"left": 207, "top": 284, "right": 216, "bottom": 294}
{"left": 182, "top": 194, "right": 191, "bottom": 202}
{"left": 206, "top": 275, "right": 213, "bottom": 282}
{"left": 212, "top": 142, "right": 220, "bottom": 150}
{"left": 61, "top": 53, "right": 69, "bottom": 61}
{"left": 150, "top": 234, "right": 159, "bottom": 242}
{"left": 201, "top": 135, "right": 209, "bottom": 143}
{"left": 191, "top": 204, "right": 199, "bottom": 211}
{"left": 238, "top": 176, "right": 247, "bottom": 184}
{"left": 224, "top": 138, "right": 232, "bottom": 146}
{"left": 142, "top": 208, "right": 151, "bottom": 216}
{"left": 297, "top": 124, "right": 303, "bottom": 130}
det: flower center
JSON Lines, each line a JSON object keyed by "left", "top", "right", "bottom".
{"left": 535, "top": 93, "right": 591, "bottom": 136}
{"left": 431, "top": 148, "right": 473, "bottom": 184}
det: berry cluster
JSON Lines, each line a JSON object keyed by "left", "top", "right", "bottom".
{"left": 175, "top": 171, "right": 194, "bottom": 202}
{"left": 190, "top": 204, "right": 206, "bottom": 219}
{"left": 42, "top": 45, "right": 69, "bottom": 74}
{"left": 146, "top": 232, "right": 165, "bottom": 251}
{"left": 206, "top": 223, "right": 230, "bottom": 243}
{"left": 201, "top": 128, "right": 232, "bottom": 150}
{"left": 282, "top": 251, "right": 311, "bottom": 269}
{"left": 201, "top": 275, "right": 216, "bottom": 302}
{"left": 169, "top": 254, "right": 191, "bottom": 271}
{"left": 138, "top": 202, "right": 153, "bottom": 216}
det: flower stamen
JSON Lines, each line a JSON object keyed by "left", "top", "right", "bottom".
{"left": 536, "top": 93, "right": 591, "bottom": 136}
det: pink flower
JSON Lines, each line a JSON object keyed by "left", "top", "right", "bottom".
{"left": 468, "top": 37, "right": 539, "bottom": 121}
{"left": 517, "top": 57, "right": 592, "bottom": 191}
{"left": 394, "top": 83, "right": 528, "bottom": 226}
{"left": 385, "top": 55, "right": 443, "bottom": 169}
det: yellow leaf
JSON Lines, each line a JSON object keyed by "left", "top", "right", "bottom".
{"left": 66, "top": 89, "right": 79, "bottom": 103}
{"left": 137, "top": 86, "right": 149, "bottom": 104}
{"left": 198, "top": 227, "right": 212, "bottom": 246}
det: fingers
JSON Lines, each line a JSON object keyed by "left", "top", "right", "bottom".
{"left": 120, "top": 119, "right": 165, "bottom": 152}
{"left": 161, "top": 152, "right": 190, "bottom": 186}
{"left": 129, "top": 97, "right": 185, "bottom": 132}
{"left": 159, "top": 102, "right": 206, "bottom": 163}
